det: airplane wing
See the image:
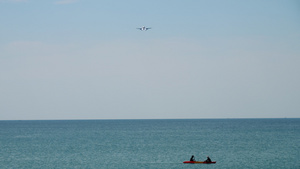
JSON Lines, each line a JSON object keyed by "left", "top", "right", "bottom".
{"left": 136, "top": 27, "right": 151, "bottom": 31}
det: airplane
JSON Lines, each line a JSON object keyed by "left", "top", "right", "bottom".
{"left": 137, "top": 26, "right": 151, "bottom": 31}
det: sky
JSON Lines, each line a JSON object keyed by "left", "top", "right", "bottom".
{"left": 0, "top": 0, "right": 299, "bottom": 120}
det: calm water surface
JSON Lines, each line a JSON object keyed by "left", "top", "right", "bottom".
{"left": 0, "top": 119, "right": 299, "bottom": 169}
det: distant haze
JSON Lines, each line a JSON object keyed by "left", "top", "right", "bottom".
{"left": 0, "top": 0, "right": 299, "bottom": 120}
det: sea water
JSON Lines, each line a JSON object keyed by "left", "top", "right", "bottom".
{"left": 0, "top": 119, "right": 299, "bottom": 169}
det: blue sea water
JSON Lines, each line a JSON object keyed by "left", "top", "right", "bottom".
{"left": 0, "top": 119, "right": 299, "bottom": 169}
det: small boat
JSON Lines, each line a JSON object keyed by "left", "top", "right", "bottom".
{"left": 183, "top": 161, "right": 216, "bottom": 164}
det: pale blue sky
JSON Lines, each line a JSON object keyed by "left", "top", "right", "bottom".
{"left": 1, "top": 0, "right": 299, "bottom": 120}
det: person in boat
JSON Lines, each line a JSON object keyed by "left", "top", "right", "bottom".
{"left": 205, "top": 156, "right": 212, "bottom": 163}
{"left": 190, "top": 155, "right": 195, "bottom": 161}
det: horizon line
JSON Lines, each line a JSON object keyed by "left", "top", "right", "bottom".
{"left": 1, "top": 117, "right": 299, "bottom": 121}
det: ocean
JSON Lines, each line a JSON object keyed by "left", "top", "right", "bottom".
{"left": 0, "top": 119, "right": 299, "bottom": 169}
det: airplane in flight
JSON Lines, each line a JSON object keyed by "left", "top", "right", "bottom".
{"left": 137, "top": 26, "right": 151, "bottom": 31}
